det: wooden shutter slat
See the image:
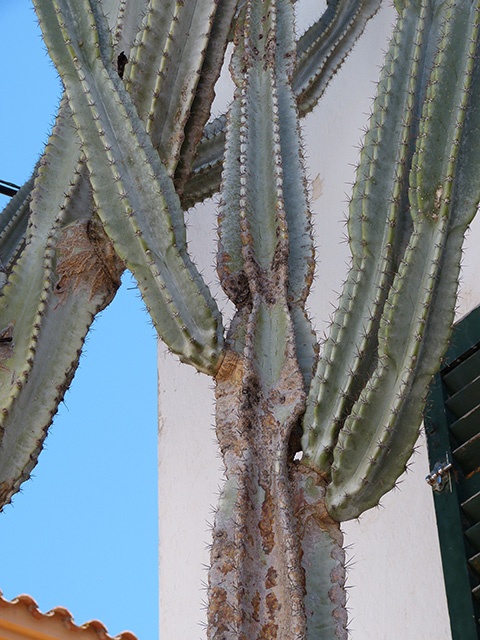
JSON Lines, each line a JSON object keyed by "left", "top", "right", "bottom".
{"left": 466, "top": 522, "right": 480, "bottom": 553}
{"left": 469, "top": 552, "right": 480, "bottom": 578}
{"left": 446, "top": 375, "right": 480, "bottom": 419}
{"left": 462, "top": 491, "right": 480, "bottom": 525}
{"left": 451, "top": 405, "right": 480, "bottom": 446}
{"left": 472, "top": 583, "right": 480, "bottom": 605}
{"left": 453, "top": 433, "right": 480, "bottom": 475}
{"left": 444, "top": 348, "right": 480, "bottom": 394}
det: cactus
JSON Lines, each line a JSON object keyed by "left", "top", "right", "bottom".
{"left": 2, "top": 0, "right": 480, "bottom": 637}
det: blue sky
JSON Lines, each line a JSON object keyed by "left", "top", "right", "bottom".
{"left": 0, "top": 3, "right": 159, "bottom": 638}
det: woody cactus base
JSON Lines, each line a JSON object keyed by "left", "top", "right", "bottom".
{"left": 1, "top": 0, "right": 480, "bottom": 637}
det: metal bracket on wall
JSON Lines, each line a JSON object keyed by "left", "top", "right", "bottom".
{"left": 426, "top": 456, "right": 453, "bottom": 492}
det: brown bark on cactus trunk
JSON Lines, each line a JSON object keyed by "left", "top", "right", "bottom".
{"left": 209, "top": 344, "right": 307, "bottom": 639}
{"left": 208, "top": 347, "right": 348, "bottom": 639}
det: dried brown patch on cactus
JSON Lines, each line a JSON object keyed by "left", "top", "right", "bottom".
{"left": 261, "top": 620, "right": 279, "bottom": 640}
{"left": 259, "top": 487, "right": 275, "bottom": 554}
{"left": 217, "top": 252, "right": 251, "bottom": 308}
{"left": 215, "top": 349, "right": 242, "bottom": 383}
{"left": 208, "top": 585, "right": 236, "bottom": 636}
{"left": 214, "top": 348, "right": 246, "bottom": 462}
{"left": 293, "top": 463, "right": 340, "bottom": 537}
{"left": 54, "top": 220, "right": 123, "bottom": 306}
{"left": 265, "top": 566, "right": 277, "bottom": 589}
{"left": 0, "top": 479, "right": 14, "bottom": 507}
{"left": 251, "top": 590, "right": 261, "bottom": 622}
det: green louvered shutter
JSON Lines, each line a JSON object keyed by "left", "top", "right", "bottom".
{"left": 425, "top": 304, "right": 480, "bottom": 640}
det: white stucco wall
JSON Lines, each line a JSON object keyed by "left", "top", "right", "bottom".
{"left": 158, "top": 2, "right": 480, "bottom": 638}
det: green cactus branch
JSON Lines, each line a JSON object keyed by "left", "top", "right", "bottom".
{"left": 123, "top": 0, "right": 221, "bottom": 176}
{"left": 302, "top": 0, "right": 430, "bottom": 478}
{"left": 0, "top": 99, "right": 123, "bottom": 506}
{"left": 169, "top": 0, "right": 239, "bottom": 196}
{"left": 293, "top": 0, "right": 382, "bottom": 116}
{"left": 209, "top": 3, "right": 313, "bottom": 635}
{"left": 181, "top": 0, "right": 383, "bottom": 208}
{"left": 0, "top": 175, "right": 34, "bottom": 279}
{"left": 302, "top": 0, "right": 480, "bottom": 521}
{"left": 33, "top": 0, "right": 224, "bottom": 374}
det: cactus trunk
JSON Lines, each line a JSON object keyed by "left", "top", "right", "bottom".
{"left": 211, "top": 351, "right": 347, "bottom": 639}
{"left": 211, "top": 354, "right": 306, "bottom": 638}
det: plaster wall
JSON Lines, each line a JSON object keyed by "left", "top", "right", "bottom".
{"left": 158, "top": 2, "right": 480, "bottom": 637}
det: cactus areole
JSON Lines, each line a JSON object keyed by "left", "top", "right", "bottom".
{"left": 1, "top": 0, "right": 480, "bottom": 637}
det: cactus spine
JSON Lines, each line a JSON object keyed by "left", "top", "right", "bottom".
{"left": 2, "top": 0, "right": 480, "bottom": 637}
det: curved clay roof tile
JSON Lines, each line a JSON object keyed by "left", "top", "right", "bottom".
{"left": 0, "top": 590, "right": 139, "bottom": 640}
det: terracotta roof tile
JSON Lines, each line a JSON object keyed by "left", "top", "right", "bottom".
{"left": 0, "top": 591, "right": 139, "bottom": 640}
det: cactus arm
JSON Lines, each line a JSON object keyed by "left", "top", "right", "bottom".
{"left": 211, "top": 1, "right": 308, "bottom": 634}
{"left": 0, "top": 200, "right": 123, "bottom": 510}
{"left": 173, "top": 0, "right": 239, "bottom": 199}
{"left": 301, "top": 0, "right": 430, "bottom": 474}
{"left": 181, "top": 0, "right": 384, "bottom": 209}
{"left": 326, "top": 211, "right": 449, "bottom": 519}
{"left": 218, "top": 0, "right": 316, "bottom": 384}
{"left": 325, "top": 0, "right": 480, "bottom": 520}
{"left": 0, "top": 173, "right": 36, "bottom": 277}
{"left": 293, "top": 0, "right": 382, "bottom": 116}
{"left": 34, "top": 0, "right": 224, "bottom": 374}
{"left": 180, "top": 114, "right": 227, "bottom": 209}
{"left": 0, "top": 100, "right": 123, "bottom": 508}
{"left": 0, "top": 98, "right": 83, "bottom": 414}
{"left": 124, "top": 0, "right": 222, "bottom": 177}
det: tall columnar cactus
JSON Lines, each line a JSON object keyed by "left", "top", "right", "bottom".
{"left": 2, "top": 0, "right": 480, "bottom": 637}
